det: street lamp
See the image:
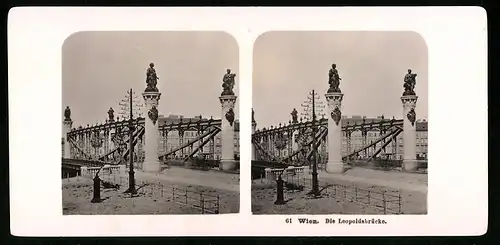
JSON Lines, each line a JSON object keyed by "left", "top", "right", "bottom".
{"left": 307, "top": 90, "right": 320, "bottom": 197}
{"left": 301, "top": 92, "right": 326, "bottom": 122}
{"left": 124, "top": 88, "right": 137, "bottom": 195}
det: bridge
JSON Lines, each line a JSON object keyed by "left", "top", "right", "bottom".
{"left": 62, "top": 74, "right": 239, "bottom": 173}
{"left": 251, "top": 79, "right": 425, "bottom": 174}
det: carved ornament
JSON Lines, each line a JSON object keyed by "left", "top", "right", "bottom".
{"left": 225, "top": 108, "right": 235, "bottom": 126}
{"left": 330, "top": 106, "right": 342, "bottom": 126}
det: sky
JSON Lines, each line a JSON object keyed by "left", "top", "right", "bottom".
{"left": 62, "top": 31, "right": 239, "bottom": 127}
{"left": 252, "top": 31, "right": 428, "bottom": 129}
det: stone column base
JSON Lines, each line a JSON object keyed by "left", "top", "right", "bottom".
{"left": 143, "top": 161, "right": 161, "bottom": 173}
{"left": 403, "top": 159, "right": 418, "bottom": 172}
{"left": 119, "top": 165, "right": 126, "bottom": 175}
{"left": 220, "top": 160, "right": 237, "bottom": 171}
{"left": 80, "top": 166, "right": 88, "bottom": 177}
{"left": 326, "top": 160, "right": 345, "bottom": 174}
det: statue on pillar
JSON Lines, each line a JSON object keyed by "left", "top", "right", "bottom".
{"left": 145, "top": 63, "right": 160, "bottom": 92}
{"left": 403, "top": 69, "right": 417, "bottom": 96}
{"left": 221, "top": 69, "right": 236, "bottom": 96}
{"left": 291, "top": 108, "right": 298, "bottom": 123}
{"left": 64, "top": 106, "right": 71, "bottom": 121}
{"left": 328, "top": 63, "right": 342, "bottom": 93}
{"left": 107, "top": 107, "right": 115, "bottom": 122}
{"left": 252, "top": 108, "right": 255, "bottom": 124}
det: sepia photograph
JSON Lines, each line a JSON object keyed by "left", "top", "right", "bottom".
{"left": 251, "top": 31, "right": 428, "bottom": 215}
{"left": 61, "top": 31, "right": 240, "bottom": 215}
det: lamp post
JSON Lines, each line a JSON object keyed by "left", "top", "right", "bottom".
{"left": 307, "top": 90, "right": 320, "bottom": 197}
{"left": 124, "top": 88, "right": 137, "bottom": 195}
{"left": 301, "top": 92, "right": 326, "bottom": 122}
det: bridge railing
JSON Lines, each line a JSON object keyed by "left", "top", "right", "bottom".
{"left": 348, "top": 159, "right": 427, "bottom": 171}
{"left": 80, "top": 165, "right": 125, "bottom": 178}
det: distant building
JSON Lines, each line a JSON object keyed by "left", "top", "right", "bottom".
{"left": 273, "top": 115, "right": 428, "bottom": 161}
{"left": 339, "top": 116, "right": 428, "bottom": 160}
{"left": 155, "top": 114, "right": 240, "bottom": 160}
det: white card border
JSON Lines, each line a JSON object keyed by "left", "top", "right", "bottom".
{"left": 8, "top": 7, "right": 488, "bottom": 236}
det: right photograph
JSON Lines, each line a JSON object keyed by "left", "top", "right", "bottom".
{"left": 251, "top": 31, "right": 428, "bottom": 215}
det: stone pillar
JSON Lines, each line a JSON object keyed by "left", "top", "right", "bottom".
{"left": 325, "top": 92, "right": 344, "bottom": 173}
{"left": 401, "top": 95, "right": 418, "bottom": 171}
{"left": 62, "top": 119, "right": 73, "bottom": 159}
{"left": 119, "top": 164, "right": 126, "bottom": 175}
{"left": 80, "top": 166, "right": 88, "bottom": 177}
{"left": 292, "top": 131, "right": 299, "bottom": 152}
{"left": 142, "top": 92, "right": 162, "bottom": 173}
{"left": 219, "top": 95, "right": 237, "bottom": 170}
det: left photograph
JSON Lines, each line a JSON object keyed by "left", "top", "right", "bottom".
{"left": 61, "top": 31, "right": 240, "bottom": 215}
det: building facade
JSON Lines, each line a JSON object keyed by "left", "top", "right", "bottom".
{"left": 266, "top": 115, "right": 428, "bottom": 161}
{"left": 339, "top": 116, "right": 428, "bottom": 160}
{"left": 156, "top": 114, "right": 240, "bottom": 160}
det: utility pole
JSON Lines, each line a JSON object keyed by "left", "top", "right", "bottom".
{"left": 301, "top": 92, "right": 326, "bottom": 121}
{"left": 118, "top": 89, "right": 144, "bottom": 120}
{"left": 125, "top": 88, "right": 137, "bottom": 194}
{"left": 309, "top": 90, "right": 320, "bottom": 197}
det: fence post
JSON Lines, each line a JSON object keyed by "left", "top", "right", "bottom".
{"left": 200, "top": 193, "right": 204, "bottom": 214}
{"left": 382, "top": 190, "right": 387, "bottom": 214}
{"left": 355, "top": 186, "right": 358, "bottom": 202}
{"left": 172, "top": 187, "right": 175, "bottom": 200}
{"left": 368, "top": 190, "right": 371, "bottom": 205}
{"left": 185, "top": 189, "right": 188, "bottom": 204}
{"left": 344, "top": 185, "right": 347, "bottom": 198}
{"left": 398, "top": 191, "right": 402, "bottom": 214}
{"left": 216, "top": 195, "right": 220, "bottom": 214}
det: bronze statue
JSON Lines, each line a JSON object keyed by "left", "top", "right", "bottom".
{"left": 291, "top": 108, "right": 298, "bottom": 123}
{"left": 403, "top": 69, "right": 417, "bottom": 96}
{"left": 328, "top": 63, "right": 342, "bottom": 93}
{"left": 64, "top": 106, "right": 71, "bottom": 121}
{"left": 221, "top": 69, "right": 236, "bottom": 96}
{"left": 145, "top": 63, "right": 159, "bottom": 92}
{"left": 108, "top": 107, "right": 114, "bottom": 122}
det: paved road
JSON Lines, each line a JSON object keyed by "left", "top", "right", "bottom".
{"left": 319, "top": 167, "right": 428, "bottom": 193}
{"left": 120, "top": 167, "right": 240, "bottom": 193}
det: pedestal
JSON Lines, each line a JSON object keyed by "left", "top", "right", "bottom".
{"left": 219, "top": 95, "right": 238, "bottom": 170}
{"left": 80, "top": 166, "right": 88, "bottom": 177}
{"left": 62, "top": 120, "right": 73, "bottom": 159}
{"left": 325, "top": 92, "right": 344, "bottom": 174}
{"left": 142, "top": 92, "right": 162, "bottom": 173}
{"left": 401, "top": 95, "right": 418, "bottom": 171}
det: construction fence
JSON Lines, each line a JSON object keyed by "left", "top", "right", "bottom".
{"left": 266, "top": 168, "right": 403, "bottom": 214}
{"left": 64, "top": 172, "right": 220, "bottom": 214}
